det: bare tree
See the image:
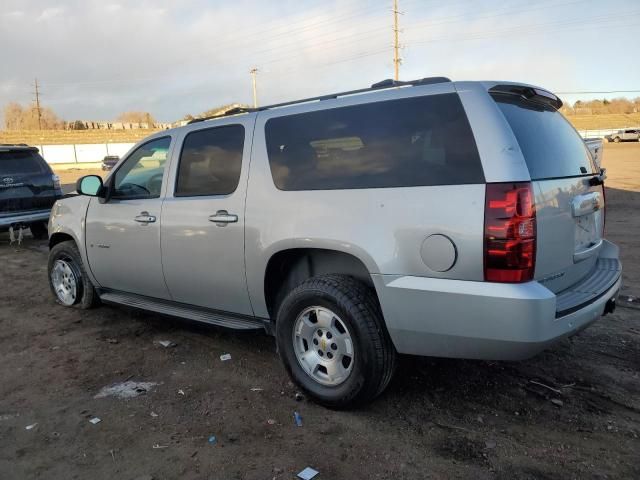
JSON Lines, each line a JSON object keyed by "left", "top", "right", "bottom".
{"left": 3, "top": 102, "right": 62, "bottom": 130}
{"left": 116, "top": 111, "right": 157, "bottom": 125}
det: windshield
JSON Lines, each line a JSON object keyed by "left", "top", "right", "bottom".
{"left": 493, "top": 94, "right": 597, "bottom": 180}
{"left": 0, "top": 150, "right": 48, "bottom": 175}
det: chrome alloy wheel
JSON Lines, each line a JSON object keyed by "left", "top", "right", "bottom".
{"left": 51, "top": 259, "right": 78, "bottom": 306}
{"left": 292, "top": 306, "right": 354, "bottom": 386}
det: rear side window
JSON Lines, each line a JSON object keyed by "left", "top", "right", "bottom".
{"left": 175, "top": 125, "right": 244, "bottom": 196}
{"left": 265, "top": 93, "right": 484, "bottom": 190}
{"left": 0, "top": 150, "right": 48, "bottom": 175}
{"left": 494, "top": 95, "right": 596, "bottom": 180}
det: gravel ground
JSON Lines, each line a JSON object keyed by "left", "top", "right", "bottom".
{"left": 0, "top": 143, "right": 638, "bottom": 480}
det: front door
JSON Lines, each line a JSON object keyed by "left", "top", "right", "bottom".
{"left": 86, "top": 136, "right": 173, "bottom": 299}
{"left": 161, "top": 121, "right": 253, "bottom": 315}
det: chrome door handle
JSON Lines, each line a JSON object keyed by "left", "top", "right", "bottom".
{"left": 209, "top": 210, "right": 238, "bottom": 225}
{"left": 134, "top": 211, "right": 156, "bottom": 223}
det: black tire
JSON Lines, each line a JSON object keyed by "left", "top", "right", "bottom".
{"left": 614, "top": 136, "right": 621, "bottom": 143}
{"left": 48, "top": 240, "right": 99, "bottom": 309}
{"left": 29, "top": 221, "right": 48, "bottom": 240}
{"left": 276, "top": 274, "right": 396, "bottom": 409}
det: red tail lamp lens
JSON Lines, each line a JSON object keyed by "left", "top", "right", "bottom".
{"left": 484, "top": 182, "right": 536, "bottom": 283}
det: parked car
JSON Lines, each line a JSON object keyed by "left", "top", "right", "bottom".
{"left": 605, "top": 129, "right": 640, "bottom": 142}
{"left": 1, "top": 144, "right": 63, "bottom": 239}
{"left": 101, "top": 155, "right": 120, "bottom": 171}
{"left": 584, "top": 138, "right": 603, "bottom": 168}
{"left": 47, "top": 78, "right": 621, "bottom": 408}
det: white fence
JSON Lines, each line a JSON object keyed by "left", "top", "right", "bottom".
{"left": 577, "top": 128, "right": 633, "bottom": 139}
{"left": 38, "top": 142, "right": 135, "bottom": 165}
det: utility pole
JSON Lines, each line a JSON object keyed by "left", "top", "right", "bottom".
{"left": 250, "top": 67, "right": 259, "bottom": 108}
{"left": 392, "top": 0, "right": 402, "bottom": 81}
{"left": 33, "top": 78, "right": 43, "bottom": 130}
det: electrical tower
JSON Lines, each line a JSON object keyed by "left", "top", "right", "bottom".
{"left": 392, "top": 0, "right": 402, "bottom": 81}
{"left": 33, "top": 78, "right": 43, "bottom": 130}
{"left": 250, "top": 67, "right": 259, "bottom": 108}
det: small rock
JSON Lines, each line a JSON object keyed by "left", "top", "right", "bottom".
{"left": 551, "top": 399, "right": 564, "bottom": 407}
{"left": 295, "top": 392, "right": 305, "bottom": 402}
{"left": 485, "top": 440, "right": 497, "bottom": 449}
{"left": 158, "top": 340, "right": 176, "bottom": 348}
{"left": 106, "top": 338, "right": 118, "bottom": 344}
{"left": 25, "top": 423, "right": 37, "bottom": 430}
{"left": 208, "top": 435, "right": 217, "bottom": 445}
{"left": 150, "top": 412, "right": 159, "bottom": 418}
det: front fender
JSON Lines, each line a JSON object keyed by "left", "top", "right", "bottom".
{"left": 49, "top": 196, "right": 100, "bottom": 287}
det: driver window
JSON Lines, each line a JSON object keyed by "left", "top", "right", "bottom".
{"left": 112, "top": 136, "right": 171, "bottom": 199}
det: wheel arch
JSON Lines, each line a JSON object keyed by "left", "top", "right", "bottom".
{"left": 49, "top": 231, "right": 76, "bottom": 249}
{"left": 263, "top": 247, "right": 378, "bottom": 319}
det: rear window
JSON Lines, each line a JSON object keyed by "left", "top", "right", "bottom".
{"left": 0, "top": 150, "right": 48, "bottom": 175}
{"left": 494, "top": 95, "right": 597, "bottom": 180}
{"left": 265, "top": 93, "right": 484, "bottom": 191}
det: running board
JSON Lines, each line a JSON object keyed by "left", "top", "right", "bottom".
{"left": 98, "top": 290, "right": 267, "bottom": 331}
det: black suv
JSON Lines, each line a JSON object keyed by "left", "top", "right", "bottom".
{"left": 0, "top": 144, "right": 63, "bottom": 239}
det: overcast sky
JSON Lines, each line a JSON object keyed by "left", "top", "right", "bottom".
{"left": 1, "top": 0, "right": 638, "bottom": 123}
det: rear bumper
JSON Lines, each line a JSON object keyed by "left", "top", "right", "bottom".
{"left": 373, "top": 241, "right": 622, "bottom": 361}
{"left": 0, "top": 209, "right": 51, "bottom": 228}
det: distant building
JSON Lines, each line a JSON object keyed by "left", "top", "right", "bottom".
{"left": 67, "top": 121, "right": 171, "bottom": 130}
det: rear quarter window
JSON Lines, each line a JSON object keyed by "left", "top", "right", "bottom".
{"left": 265, "top": 93, "right": 484, "bottom": 190}
{"left": 0, "top": 150, "right": 48, "bottom": 175}
{"left": 493, "top": 94, "right": 596, "bottom": 180}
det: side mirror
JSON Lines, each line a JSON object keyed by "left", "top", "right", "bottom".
{"left": 76, "top": 175, "right": 104, "bottom": 196}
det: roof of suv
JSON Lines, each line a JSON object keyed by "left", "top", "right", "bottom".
{"left": 0, "top": 144, "right": 38, "bottom": 152}
{"left": 143, "top": 78, "right": 561, "bottom": 142}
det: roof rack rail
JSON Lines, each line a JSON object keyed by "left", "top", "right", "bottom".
{"left": 189, "top": 76, "right": 452, "bottom": 124}
{"left": 370, "top": 77, "right": 451, "bottom": 89}
{"left": 187, "top": 106, "right": 253, "bottom": 124}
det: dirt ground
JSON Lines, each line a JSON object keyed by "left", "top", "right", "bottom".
{"left": 1, "top": 144, "right": 638, "bottom": 480}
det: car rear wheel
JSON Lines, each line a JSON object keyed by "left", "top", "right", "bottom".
{"left": 48, "top": 240, "right": 99, "bottom": 309}
{"left": 276, "top": 274, "right": 396, "bottom": 408}
{"left": 614, "top": 136, "right": 621, "bottom": 143}
{"left": 29, "top": 221, "right": 48, "bottom": 240}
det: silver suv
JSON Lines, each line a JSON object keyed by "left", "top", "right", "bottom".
{"left": 47, "top": 78, "right": 622, "bottom": 408}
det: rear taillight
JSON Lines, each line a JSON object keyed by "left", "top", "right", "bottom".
{"left": 484, "top": 182, "right": 536, "bottom": 283}
{"left": 52, "top": 174, "right": 61, "bottom": 191}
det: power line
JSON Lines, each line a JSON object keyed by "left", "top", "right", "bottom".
{"left": 555, "top": 90, "right": 640, "bottom": 95}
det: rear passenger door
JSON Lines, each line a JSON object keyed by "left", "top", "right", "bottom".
{"left": 161, "top": 120, "right": 254, "bottom": 315}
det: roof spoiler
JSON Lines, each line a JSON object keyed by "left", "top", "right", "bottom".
{"left": 489, "top": 84, "right": 562, "bottom": 109}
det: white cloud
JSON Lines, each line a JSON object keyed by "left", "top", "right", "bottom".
{"left": 0, "top": 0, "right": 636, "bottom": 122}
{"left": 36, "top": 6, "right": 65, "bottom": 22}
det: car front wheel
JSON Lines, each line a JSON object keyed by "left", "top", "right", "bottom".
{"left": 48, "top": 240, "right": 99, "bottom": 309}
{"left": 276, "top": 274, "right": 396, "bottom": 409}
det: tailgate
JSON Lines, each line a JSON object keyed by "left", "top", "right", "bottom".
{"left": 492, "top": 92, "right": 609, "bottom": 295}
{"left": 534, "top": 177, "right": 604, "bottom": 293}
{"left": 0, "top": 149, "right": 58, "bottom": 213}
